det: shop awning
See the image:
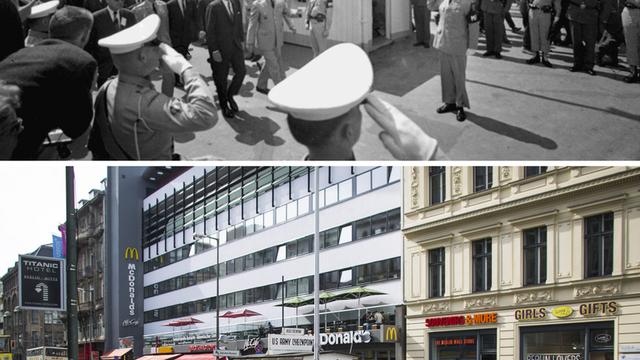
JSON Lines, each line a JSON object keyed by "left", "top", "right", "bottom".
{"left": 176, "top": 354, "right": 216, "bottom": 360}
{"left": 101, "top": 348, "right": 132, "bottom": 359}
{"left": 137, "top": 355, "right": 181, "bottom": 360}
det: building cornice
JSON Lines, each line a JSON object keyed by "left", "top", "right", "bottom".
{"left": 403, "top": 169, "right": 640, "bottom": 235}
{"left": 404, "top": 274, "right": 640, "bottom": 319}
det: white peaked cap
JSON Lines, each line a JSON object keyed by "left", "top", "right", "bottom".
{"left": 268, "top": 43, "right": 374, "bottom": 121}
{"left": 29, "top": 0, "right": 59, "bottom": 19}
{"left": 98, "top": 14, "right": 160, "bottom": 54}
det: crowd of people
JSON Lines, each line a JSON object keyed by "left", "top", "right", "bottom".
{"left": 410, "top": 0, "right": 638, "bottom": 121}
{"left": 0, "top": 0, "right": 449, "bottom": 161}
{"left": 2, "top": 0, "right": 635, "bottom": 161}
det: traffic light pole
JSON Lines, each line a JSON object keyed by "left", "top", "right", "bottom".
{"left": 66, "top": 167, "right": 79, "bottom": 360}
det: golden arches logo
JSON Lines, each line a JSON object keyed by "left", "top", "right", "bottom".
{"left": 385, "top": 326, "right": 398, "bottom": 342}
{"left": 124, "top": 247, "right": 139, "bottom": 261}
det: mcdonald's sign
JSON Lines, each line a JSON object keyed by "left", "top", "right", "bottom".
{"left": 124, "top": 247, "right": 139, "bottom": 261}
{"left": 384, "top": 326, "right": 398, "bottom": 342}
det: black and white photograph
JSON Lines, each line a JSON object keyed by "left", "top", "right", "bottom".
{"left": 0, "top": 0, "right": 638, "bottom": 160}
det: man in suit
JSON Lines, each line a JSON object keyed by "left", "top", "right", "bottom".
{"left": 206, "top": 0, "right": 246, "bottom": 118}
{"left": 168, "top": 0, "right": 198, "bottom": 58}
{"left": 412, "top": 0, "right": 431, "bottom": 47}
{"left": 0, "top": 6, "right": 97, "bottom": 159}
{"left": 87, "top": 0, "right": 137, "bottom": 87}
{"left": 567, "top": 0, "right": 609, "bottom": 74}
{"left": 246, "top": 0, "right": 296, "bottom": 94}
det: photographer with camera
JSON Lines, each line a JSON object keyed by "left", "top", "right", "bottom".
{"left": 525, "top": 0, "right": 561, "bottom": 66}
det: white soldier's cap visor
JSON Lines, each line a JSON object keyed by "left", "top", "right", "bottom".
{"left": 98, "top": 14, "right": 160, "bottom": 54}
{"left": 268, "top": 43, "right": 373, "bottom": 121}
{"left": 29, "top": 0, "right": 59, "bottom": 19}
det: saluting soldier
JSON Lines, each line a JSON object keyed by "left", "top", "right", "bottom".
{"left": 622, "top": 0, "right": 640, "bottom": 82}
{"left": 88, "top": 15, "right": 218, "bottom": 160}
{"left": 567, "top": 0, "right": 610, "bottom": 75}
{"left": 131, "top": 0, "right": 175, "bottom": 96}
{"left": 24, "top": 1, "right": 59, "bottom": 47}
{"left": 305, "top": 0, "right": 333, "bottom": 57}
{"left": 526, "top": 0, "right": 561, "bottom": 66}
{"left": 267, "top": 43, "right": 447, "bottom": 160}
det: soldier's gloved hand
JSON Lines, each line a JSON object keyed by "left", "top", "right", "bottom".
{"left": 322, "top": 28, "right": 330, "bottom": 37}
{"left": 159, "top": 43, "right": 193, "bottom": 75}
{"left": 364, "top": 94, "right": 440, "bottom": 160}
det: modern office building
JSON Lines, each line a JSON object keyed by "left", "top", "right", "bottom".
{"left": 1, "top": 245, "right": 66, "bottom": 360}
{"left": 104, "top": 166, "right": 404, "bottom": 359}
{"left": 77, "top": 187, "right": 107, "bottom": 360}
{"left": 402, "top": 166, "right": 640, "bottom": 360}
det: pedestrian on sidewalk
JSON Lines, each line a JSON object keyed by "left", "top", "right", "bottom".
{"left": 525, "top": 0, "right": 561, "bottom": 66}
{"left": 428, "top": 0, "right": 480, "bottom": 121}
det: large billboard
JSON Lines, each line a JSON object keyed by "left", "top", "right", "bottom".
{"left": 18, "top": 255, "right": 65, "bottom": 311}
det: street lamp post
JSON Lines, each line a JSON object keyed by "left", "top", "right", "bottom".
{"left": 193, "top": 234, "right": 219, "bottom": 357}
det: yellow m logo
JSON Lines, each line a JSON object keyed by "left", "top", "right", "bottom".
{"left": 385, "top": 326, "right": 398, "bottom": 342}
{"left": 124, "top": 247, "right": 139, "bottom": 261}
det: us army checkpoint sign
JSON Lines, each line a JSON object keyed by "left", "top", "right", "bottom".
{"left": 18, "top": 255, "right": 66, "bottom": 311}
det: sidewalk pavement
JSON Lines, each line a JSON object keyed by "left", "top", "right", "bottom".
{"left": 173, "top": 9, "right": 640, "bottom": 160}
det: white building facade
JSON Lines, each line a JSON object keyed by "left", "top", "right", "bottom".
{"left": 402, "top": 166, "right": 640, "bottom": 360}
{"left": 141, "top": 166, "right": 403, "bottom": 359}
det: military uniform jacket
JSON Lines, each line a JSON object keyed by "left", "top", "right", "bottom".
{"left": 89, "top": 71, "right": 217, "bottom": 160}
{"left": 305, "top": 0, "right": 332, "bottom": 19}
{"left": 430, "top": 0, "right": 480, "bottom": 55}
{"left": 246, "top": 0, "right": 294, "bottom": 51}
{"left": 567, "top": 0, "right": 609, "bottom": 23}
{"left": 132, "top": 0, "right": 172, "bottom": 44}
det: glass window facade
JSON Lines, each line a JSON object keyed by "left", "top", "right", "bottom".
{"left": 144, "top": 257, "right": 401, "bottom": 323}
{"left": 430, "top": 330, "right": 497, "bottom": 360}
{"left": 473, "top": 238, "right": 492, "bottom": 292}
{"left": 429, "top": 247, "right": 445, "bottom": 298}
{"left": 521, "top": 322, "right": 614, "bottom": 360}
{"left": 524, "top": 226, "right": 547, "bottom": 286}
{"left": 143, "top": 208, "right": 401, "bottom": 298}
{"left": 429, "top": 167, "right": 446, "bottom": 205}
{"left": 525, "top": 167, "right": 548, "bottom": 178}
{"left": 474, "top": 167, "right": 493, "bottom": 192}
{"left": 143, "top": 167, "right": 399, "bottom": 273}
{"left": 584, "top": 212, "right": 614, "bottom": 278}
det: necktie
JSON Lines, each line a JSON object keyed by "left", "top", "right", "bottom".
{"left": 270, "top": 0, "right": 274, "bottom": 8}
{"left": 226, "top": 0, "right": 233, "bottom": 16}
{"left": 113, "top": 12, "right": 120, "bottom": 29}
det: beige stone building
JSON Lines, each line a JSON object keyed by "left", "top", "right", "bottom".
{"left": 402, "top": 166, "right": 640, "bottom": 360}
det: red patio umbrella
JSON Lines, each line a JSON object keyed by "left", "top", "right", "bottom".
{"left": 162, "top": 317, "right": 204, "bottom": 327}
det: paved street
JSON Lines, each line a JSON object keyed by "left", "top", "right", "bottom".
{"left": 166, "top": 9, "right": 640, "bottom": 160}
